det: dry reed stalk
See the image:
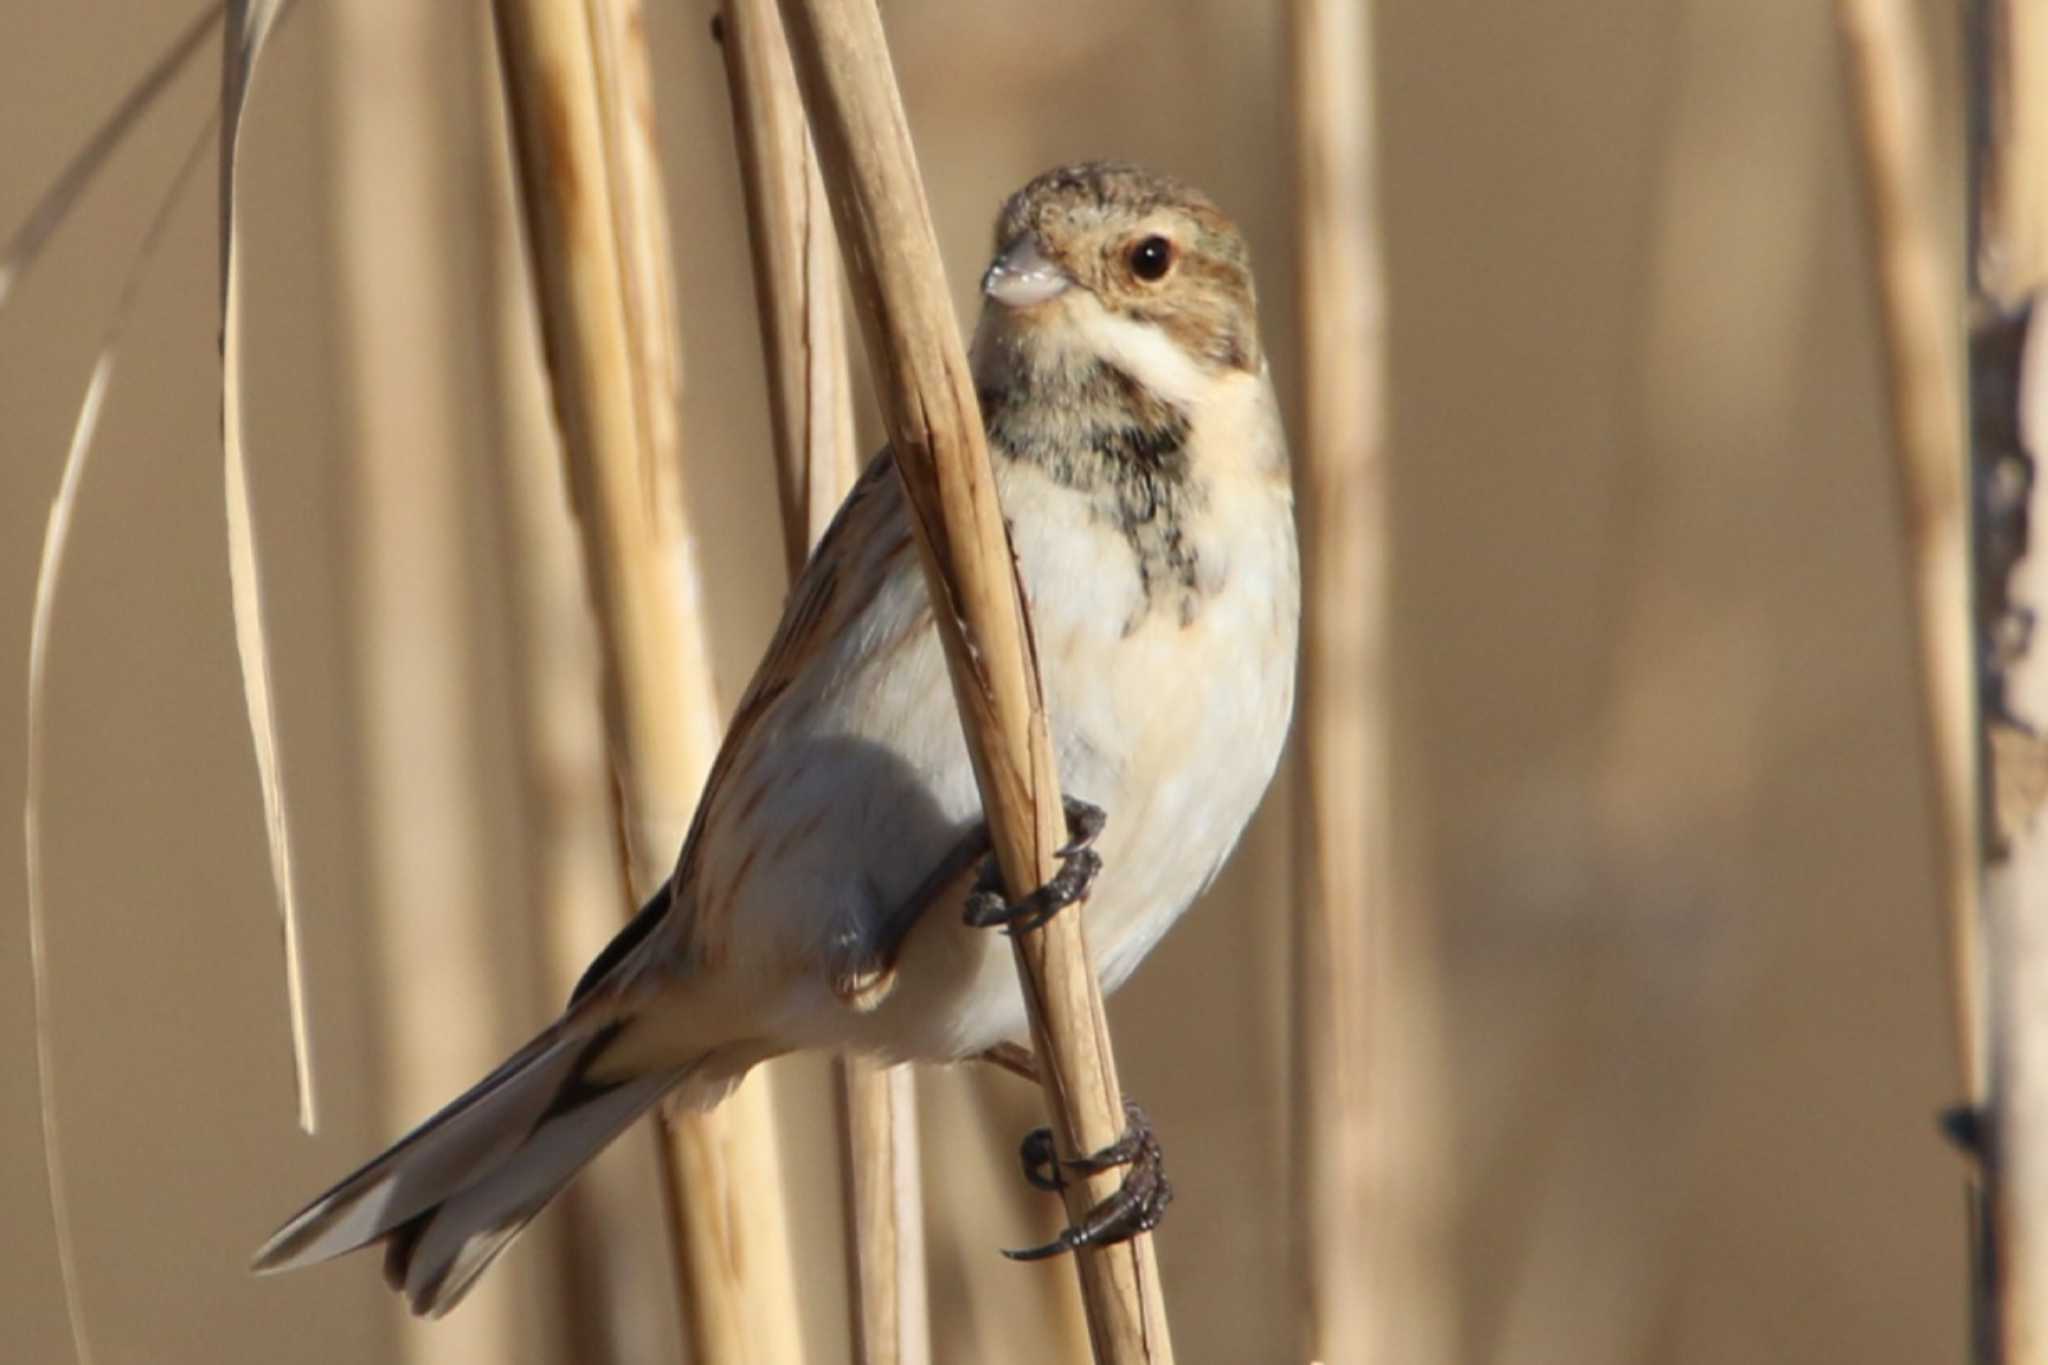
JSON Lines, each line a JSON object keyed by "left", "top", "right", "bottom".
{"left": 831, "top": 1060, "right": 927, "bottom": 1365}
{"left": 1287, "top": 2, "right": 1444, "bottom": 1362}
{"left": 488, "top": 2, "right": 804, "bottom": 1360}
{"left": 1966, "top": 5, "right": 2048, "bottom": 1356}
{"left": 496, "top": 297, "right": 663, "bottom": 1364}
{"left": 713, "top": 4, "right": 930, "bottom": 1362}
{"left": 329, "top": 4, "right": 557, "bottom": 1355}
{"left": 20, "top": 112, "right": 218, "bottom": 1365}
{"left": 0, "top": 2, "right": 219, "bottom": 310}
{"left": 1845, "top": 2, "right": 2048, "bottom": 1357}
{"left": 483, "top": 67, "right": 680, "bottom": 1364}
{"left": 1833, "top": 0, "right": 1983, "bottom": 1105}
{"left": 1835, "top": 3, "right": 1999, "bottom": 1353}
{"left": 221, "top": 0, "right": 316, "bottom": 1136}
{"left": 8, "top": 25, "right": 239, "bottom": 1362}
{"left": 714, "top": 0, "right": 862, "bottom": 575}
{"left": 774, "top": 2, "right": 1173, "bottom": 1359}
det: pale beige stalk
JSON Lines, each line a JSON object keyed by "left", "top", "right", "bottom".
{"left": 716, "top": 0, "right": 862, "bottom": 576}
{"left": 1844, "top": 1, "right": 2048, "bottom": 1354}
{"left": 1834, "top": 0, "right": 1982, "bottom": 1104}
{"left": 495, "top": 273, "right": 670, "bottom": 1365}
{"left": 487, "top": 2, "right": 803, "bottom": 1360}
{"left": 483, "top": 56, "right": 679, "bottom": 1365}
{"left": 1289, "top": 2, "right": 1450, "bottom": 1361}
{"left": 0, "top": 2, "right": 220, "bottom": 311}
{"left": 331, "top": 2, "right": 554, "bottom": 1358}
{"left": 20, "top": 94, "right": 219, "bottom": 1365}
{"left": 714, "top": 3, "right": 931, "bottom": 1362}
{"left": 1836, "top": 0, "right": 2001, "bottom": 1353}
{"left": 774, "top": 2, "right": 1173, "bottom": 1360}
{"left": 221, "top": 0, "right": 315, "bottom": 1136}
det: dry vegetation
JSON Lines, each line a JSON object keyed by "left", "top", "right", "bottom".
{"left": 2, "top": 1, "right": 2031, "bottom": 1362}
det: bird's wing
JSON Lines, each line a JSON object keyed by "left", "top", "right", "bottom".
{"left": 576, "top": 449, "right": 917, "bottom": 992}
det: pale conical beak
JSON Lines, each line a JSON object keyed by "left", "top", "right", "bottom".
{"left": 982, "top": 236, "right": 1071, "bottom": 308}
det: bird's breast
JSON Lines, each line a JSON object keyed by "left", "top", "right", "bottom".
{"left": 1005, "top": 446, "right": 1299, "bottom": 993}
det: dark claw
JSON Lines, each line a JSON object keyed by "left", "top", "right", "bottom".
{"left": 1065, "top": 1099, "right": 1152, "bottom": 1176}
{"left": 1019, "top": 1126, "right": 1065, "bottom": 1192}
{"left": 1015, "top": 1099, "right": 1150, "bottom": 1193}
{"left": 962, "top": 798, "right": 1107, "bottom": 935}
{"left": 1056, "top": 797, "right": 1107, "bottom": 857}
{"left": 1004, "top": 1101, "right": 1171, "bottom": 1261}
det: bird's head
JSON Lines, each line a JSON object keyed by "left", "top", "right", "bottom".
{"left": 971, "top": 162, "right": 1262, "bottom": 413}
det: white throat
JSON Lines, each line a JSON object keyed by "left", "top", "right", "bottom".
{"left": 973, "top": 292, "right": 1213, "bottom": 418}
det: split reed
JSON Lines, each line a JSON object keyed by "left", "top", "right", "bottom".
{"left": 773, "top": 0, "right": 1174, "bottom": 1358}
{"left": 1839, "top": 0, "right": 2048, "bottom": 1357}
{"left": 487, "top": 1, "right": 804, "bottom": 1359}
{"left": 1967, "top": 4, "right": 2048, "bottom": 1356}
{"left": 713, "top": 2, "right": 932, "bottom": 1361}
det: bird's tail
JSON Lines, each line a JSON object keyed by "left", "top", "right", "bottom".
{"left": 251, "top": 1012, "right": 678, "bottom": 1317}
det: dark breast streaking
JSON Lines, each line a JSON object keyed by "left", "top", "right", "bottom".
{"left": 982, "top": 361, "right": 1216, "bottom": 632}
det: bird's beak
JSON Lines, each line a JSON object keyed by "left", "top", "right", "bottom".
{"left": 982, "top": 236, "right": 1071, "bottom": 309}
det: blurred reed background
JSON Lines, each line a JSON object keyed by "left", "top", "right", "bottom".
{"left": 0, "top": 1, "right": 1966, "bottom": 1362}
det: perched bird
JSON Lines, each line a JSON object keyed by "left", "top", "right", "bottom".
{"left": 253, "top": 161, "right": 1300, "bottom": 1316}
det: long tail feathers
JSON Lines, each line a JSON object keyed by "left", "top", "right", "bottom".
{"left": 251, "top": 1016, "right": 678, "bottom": 1317}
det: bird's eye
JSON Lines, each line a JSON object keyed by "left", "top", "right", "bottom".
{"left": 1128, "top": 235, "right": 1175, "bottom": 282}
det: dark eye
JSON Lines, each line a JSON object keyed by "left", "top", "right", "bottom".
{"left": 1128, "top": 235, "right": 1175, "bottom": 282}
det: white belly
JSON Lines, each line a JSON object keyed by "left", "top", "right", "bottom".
{"left": 822, "top": 459, "right": 1299, "bottom": 1060}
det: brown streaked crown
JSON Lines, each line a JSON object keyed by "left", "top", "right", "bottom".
{"left": 991, "top": 161, "right": 1261, "bottom": 373}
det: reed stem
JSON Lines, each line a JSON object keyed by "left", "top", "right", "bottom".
{"left": 1966, "top": 5, "right": 2048, "bottom": 1356}
{"left": 714, "top": 3, "right": 931, "bottom": 1361}
{"left": 1287, "top": 1, "right": 1426, "bottom": 1361}
{"left": 488, "top": 2, "right": 804, "bottom": 1358}
{"left": 774, "top": 2, "right": 1173, "bottom": 1358}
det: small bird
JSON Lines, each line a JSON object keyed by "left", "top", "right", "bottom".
{"left": 253, "top": 161, "right": 1300, "bottom": 1315}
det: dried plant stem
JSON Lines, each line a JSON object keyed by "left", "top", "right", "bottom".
{"left": 1835, "top": 2, "right": 1997, "bottom": 1355}
{"left": 497, "top": 306, "right": 660, "bottom": 1363}
{"left": 832, "top": 1060, "right": 927, "bottom": 1365}
{"left": 1834, "top": 0, "right": 1982, "bottom": 1103}
{"left": 330, "top": 3, "right": 554, "bottom": 1354}
{"left": 0, "top": 2, "right": 220, "bottom": 310}
{"left": 1967, "top": 4, "right": 2048, "bottom": 1357}
{"left": 221, "top": 0, "right": 315, "bottom": 1135}
{"left": 714, "top": 4, "right": 930, "bottom": 1362}
{"left": 775, "top": 2, "right": 1173, "bottom": 1360}
{"left": 488, "top": 2, "right": 803, "bottom": 1360}
{"left": 715, "top": 0, "right": 862, "bottom": 576}
{"left": 484, "top": 65, "right": 676, "bottom": 1361}
{"left": 488, "top": 0, "right": 711, "bottom": 855}
{"left": 1844, "top": 2, "right": 2048, "bottom": 1358}
{"left": 21, "top": 117, "right": 215, "bottom": 1365}
{"left": 1288, "top": 2, "right": 1446, "bottom": 1362}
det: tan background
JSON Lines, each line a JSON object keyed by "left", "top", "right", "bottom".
{"left": 0, "top": 1, "right": 1966, "bottom": 1361}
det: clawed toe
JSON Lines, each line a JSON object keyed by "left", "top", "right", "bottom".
{"left": 1019, "top": 1125, "right": 1065, "bottom": 1192}
{"left": 962, "top": 798, "right": 1107, "bottom": 935}
{"left": 1004, "top": 1100, "right": 1171, "bottom": 1261}
{"left": 1056, "top": 797, "right": 1107, "bottom": 857}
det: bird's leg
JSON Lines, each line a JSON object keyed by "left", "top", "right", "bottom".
{"left": 975, "top": 1041, "right": 1041, "bottom": 1085}
{"left": 961, "top": 796, "right": 1106, "bottom": 935}
{"left": 1018, "top": 1125, "right": 1067, "bottom": 1192}
{"left": 833, "top": 823, "right": 992, "bottom": 1006}
{"left": 840, "top": 797, "right": 1103, "bottom": 1004}
{"left": 1004, "top": 1099, "right": 1173, "bottom": 1261}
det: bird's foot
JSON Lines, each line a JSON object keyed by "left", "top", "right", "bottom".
{"left": 1005, "top": 1100, "right": 1172, "bottom": 1261}
{"left": 961, "top": 797, "right": 1106, "bottom": 935}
